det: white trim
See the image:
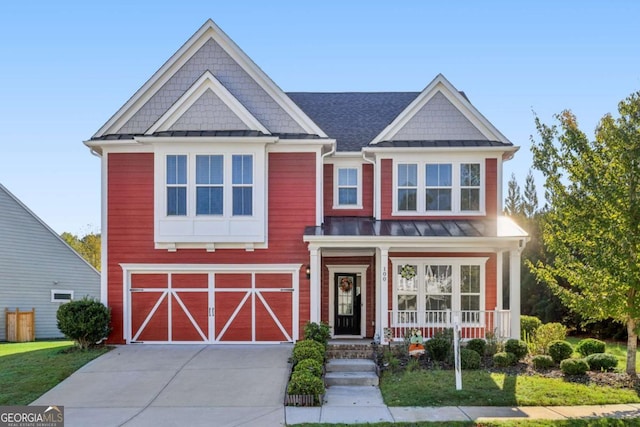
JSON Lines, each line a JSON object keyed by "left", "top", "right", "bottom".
{"left": 94, "top": 20, "right": 326, "bottom": 138}
{"left": 332, "top": 163, "right": 363, "bottom": 209}
{"left": 51, "top": 289, "right": 74, "bottom": 303}
{"left": 370, "top": 74, "right": 512, "bottom": 145}
{"left": 101, "top": 153, "right": 108, "bottom": 305}
{"left": 146, "top": 71, "right": 269, "bottom": 135}
{"left": 122, "top": 263, "right": 301, "bottom": 344}
{"left": 326, "top": 265, "right": 369, "bottom": 338}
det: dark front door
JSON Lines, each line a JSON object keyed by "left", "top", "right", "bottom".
{"left": 334, "top": 273, "right": 360, "bottom": 335}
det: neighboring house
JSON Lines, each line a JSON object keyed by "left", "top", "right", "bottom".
{"left": 0, "top": 183, "right": 100, "bottom": 340}
{"left": 86, "top": 19, "right": 527, "bottom": 345}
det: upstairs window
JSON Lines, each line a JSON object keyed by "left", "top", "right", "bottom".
{"left": 337, "top": 168, "right": 358, "bottom": 206}
{"left": 397, "top": 164, "right": 417, "bottom": 211}
{"left": 425, "top": 164, "right": 452, "bottom": 211}
{"left": 460, "top": 163, "right": 481, "bottom": 211}
{"left": 166, "top": 155, "right": 187, "bottom": 216}
{"left": 232, "top": 155, "right": 253, "bottom": 216}
{"left": 196, "top": 155, "right": 223, "bottom": 215}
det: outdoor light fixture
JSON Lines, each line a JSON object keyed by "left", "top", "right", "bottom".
{"left": 305, "top": 265, "right": 311, "bottom": 279}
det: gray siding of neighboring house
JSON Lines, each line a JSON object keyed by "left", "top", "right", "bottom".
{"left": 0, "top": 184, "right": 100, "bottom": 341}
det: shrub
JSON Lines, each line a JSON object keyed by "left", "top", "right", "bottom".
{"left": 531, "top": 322, "right": 567, "bottom": 355}
{"left": 461, "top": 348, "right": 481, "bottom": 370}
{"left": 521, "top": 315, "right": 542, "bottom": 340}
{"left": 586, "top": 353, "right": 618, "bottom": 372}
{"left": 532, "top": 355, "right": 554, "bottom": 370}
{"left": 292, "top": 340, "right": 324, "bottom": 364}
{"left": 484, "top": 331, "right": 500, "bottom": 356}
{"left": 465, "top": 338, "right": 486, "bottom": 357}
{"left": 504, "top": 339, "right": 528, "bottom": 361}
{"left": 493, "top": 351, "right": 516, "bottom": 367}
{"left": 303, "top": 321, "right": 331, "bottom": 348}
{"left": 426, "top": 329, "right": 453, "bottom": 362}
{"left": 576, "top": 338, "right": 606, "bottom": 357}
{"left": 287, "top": 371, "right": 325, "bottom": 399}
{"left": 560, "top": 358, "right": 589, "bottom": 376}
{"left": 548, "top": 340, "right": 573, "bottom": 364}
{"left": 293, "top": 358, "right": 323, "bottom": 377}
{"left": 56, "top": 297, "right": 111, "bottom": 350}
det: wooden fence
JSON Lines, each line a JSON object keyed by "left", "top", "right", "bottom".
{"left": 5, "top": 308, "right": 35, "bottom": 342}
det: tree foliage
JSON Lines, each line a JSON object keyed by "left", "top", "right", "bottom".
{"left": 504, "top": 173, "right": 523, "bottom": 217}
{"left": 529, "top": 91, "right": 640, "bottom": 375}
{"left": 61, "top": 230, "right": 101, "bottom": 271}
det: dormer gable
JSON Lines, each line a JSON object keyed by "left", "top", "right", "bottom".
{"left": 370, "top": 74, "right": 511, "bottom": 145}
{"left": 146, "top": 71, "right": 269, "bottom": 134}
{"left": 93, "top": 19, "right": 326, "bottom": 139}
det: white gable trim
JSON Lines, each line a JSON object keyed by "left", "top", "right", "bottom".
{"left": 146, "top": 71, "right": 269, "bottom": 134}
{"left": 94, "top": 19, "right": 326, "bottom": 138}
{"left": 370, "top": 74, "right": 511, "bottom": 145}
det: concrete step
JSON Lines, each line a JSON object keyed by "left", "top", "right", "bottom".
{"left": 326, "top": 358, "right": 377, "bottom": 373}
{"left": 325, "top": 371, "right": 379, "bottom": 387}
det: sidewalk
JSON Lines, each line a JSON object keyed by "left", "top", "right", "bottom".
{"left": 285, "top": 386, "right": 640, "bottom": 425}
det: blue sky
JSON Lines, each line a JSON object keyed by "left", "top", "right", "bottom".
{"left": 1, "top": 1, "right": 638, "bottom": 234}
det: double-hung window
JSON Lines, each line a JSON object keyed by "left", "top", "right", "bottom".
{"left": 232, "top": 155, "right": 253, "bottom": 216}
{"left": 395, "top": 161, "right": 483, "bottom": 214}
{"left": 196, "top": 155, "right": 223, "bottom": 215}
{"left": 337, "top": 168, "right": 358, "bottom": 206}
{"left": 166, "top": 155, "right": 187, "bottom": 216}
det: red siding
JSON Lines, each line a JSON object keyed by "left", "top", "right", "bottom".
{"left": 485, "top": 158, "right": 498, "bottom": 218}
{"left": 107, "top": 152, "right": 315, "bottom": 343}
{"left": 324, "top": 163, "right": 374, "bottom": 217}
{"left": 381, "top": 159, "right": 393, "bottom": 219}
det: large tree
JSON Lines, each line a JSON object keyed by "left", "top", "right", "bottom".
{"left": 504, "top": 173, "right": 523, "bottom": 217}
{"left": 61, "top": 231, "right": 101, "bottom": 271}
{"left": 530, "top": 92, "right": 640, "bottom": 375}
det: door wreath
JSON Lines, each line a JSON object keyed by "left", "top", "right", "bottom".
{"left": 339, "top": 277, "right": 353, "bottom": 292}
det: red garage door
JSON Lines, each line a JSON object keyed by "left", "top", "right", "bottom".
{"left": 128, "top": 270, "right": 295, "bottom": 343}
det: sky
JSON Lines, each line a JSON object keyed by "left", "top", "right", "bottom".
{"left": 0, "top": 1, "right": 638, "bottom": 235}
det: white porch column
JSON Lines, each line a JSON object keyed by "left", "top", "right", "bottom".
{"left": 509, "top": 248, "right": 522, "bottom": 339}
{"left": 496, "top": 251, "right": 503, "bottom": 310}
{"left": 379, "top": 247, "right": 390, "bottom": 343}
{"left": 309, "top": 246, "right": 321, "bottom": 323}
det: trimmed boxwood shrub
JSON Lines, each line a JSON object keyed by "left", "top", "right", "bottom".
{"left": 426, "top": 329, "right": 453, "bottom": 362}
{"left": 292, "top": 340, "right": 324, "bottom": 364}
{"left": 465, "top": 338, "right": 486, "bottom": 357}
{"left": 493, "top": 351, "right": 516, "bottom": 367}
{"left": 532, "top": 354, "right": 554, "bottom": 369}
{"left": 586, "top": 353, "right": 618, "bottom": 371}
{"left": 294, "top": 358, "right": 323, "bottom": 377}
{"left": 504, "top": 339, "right": 528, "bottom": 361}
{"left": 461, "top": 348, "right": 481, "bottom": 370}
{"left": 521, "top": 315, "right": 542, "bottom": 340}
{"left": 532, "top": 322, "right": 567, "bottom": 355}
{"left": 560, "top": 358, "right": 589, "bottom": 375}
{"left": 576, "top": 338, "right": 606, "bottom": 357}
{"left": 56, "top": 297, "right": 111, "bottom": 350}
{"left": 548, "top": 340, "right": 573, "bottom": 364}
{"left": 287, "top": 371, "right": 325, "bottom": 399}
{"left": 303, "top": 321, "right": 331, "bottom": 348}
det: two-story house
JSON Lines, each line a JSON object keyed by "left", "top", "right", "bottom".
{"left": 86, "top": 19, "right": 527, "bottom": 345}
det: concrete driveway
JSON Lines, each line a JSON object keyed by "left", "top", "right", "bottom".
{"left": 32, "top": 344, "right": 292, "bottom": 427}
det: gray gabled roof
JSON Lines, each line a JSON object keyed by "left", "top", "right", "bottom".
{"left": 287, "top": 92, "right": 420, "bottom": 152}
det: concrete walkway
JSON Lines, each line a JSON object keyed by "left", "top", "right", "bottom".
{"left": 33, "top": 344, "right": 292, "bottom": 427}
{"left": 286, "top": 385, "right": 640, "bottom": 424}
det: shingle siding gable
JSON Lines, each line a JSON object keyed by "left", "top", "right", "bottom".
{"left": 168, "top": 89, "right": 250, "bottom": 131}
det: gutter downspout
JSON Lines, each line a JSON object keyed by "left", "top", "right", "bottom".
{"left": 362, "top": 151, "right": 376, "bottom": 219}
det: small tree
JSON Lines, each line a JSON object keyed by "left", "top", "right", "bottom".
{"left": 530, "top": 92, "right": 640, "bottom": 374}
{"left": 57, "top": 297, "right": 111, "bottom": 350}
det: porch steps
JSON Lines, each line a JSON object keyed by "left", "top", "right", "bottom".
{"left": 325, "top": 359, "right": 379, "bottom": 387}
{"left": 326, "top": 341, "right": 375, "bottom": 359}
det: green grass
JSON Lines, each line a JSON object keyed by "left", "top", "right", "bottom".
{"left": 566, "top": 337, "right": 640, "bottom": 373}
{"left": 380, "top": 369, "right": 640, "bottom": 407}
{"left": 0, "top": 341, "right": 110, "bottom": 405}
{"left": 291, "top": 420, "right": 640, "bottom": 426}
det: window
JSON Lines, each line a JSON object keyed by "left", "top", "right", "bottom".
{"left": 394, "top": 161, "right": 483, "bottom": 214}
{"left": 393, "top": 258, "right": 486, "bottom": 325}
{"left": 397, "top": 164, "right": 417, "bottom": 211}
{"left": 196, "top": 155, "right": 223, "bottom": 215}
{"left": 166, "top": 155, "right": 187, "bottom": 216}
{"left": 425, "top": 164, "right": 452, "bottom": 211}
{"left": 51, "top": 289, "right": 73, "bottom": 303}
{"left": 232, "top": 155, "right": 253, "bottom": 216}
{"left": 460, "top": 163, "right": 480, "bottom": 211}
{"left": 337, "top": 168, "right": 358, "bottom": 206}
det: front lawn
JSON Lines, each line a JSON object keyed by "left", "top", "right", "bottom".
{"left": 292, "top": 419, "right": 640, "bottom": 426}
{"left": 0, "top": 341, "right": 110, "bottom": 405}
{"left": 380, "top": 369, "right": 640, "bottom": 407}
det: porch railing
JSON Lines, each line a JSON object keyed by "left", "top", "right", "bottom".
{"left": 386, "top": 309, "right": 511, "bottom": 341}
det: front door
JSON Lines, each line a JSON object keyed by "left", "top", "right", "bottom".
{"left": 334, "top": 273, "right": 360, "bottom": 335}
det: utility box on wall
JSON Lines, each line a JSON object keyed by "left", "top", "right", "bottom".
{"left": 5, "top": 308, "right": 35, "bottom": 342}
